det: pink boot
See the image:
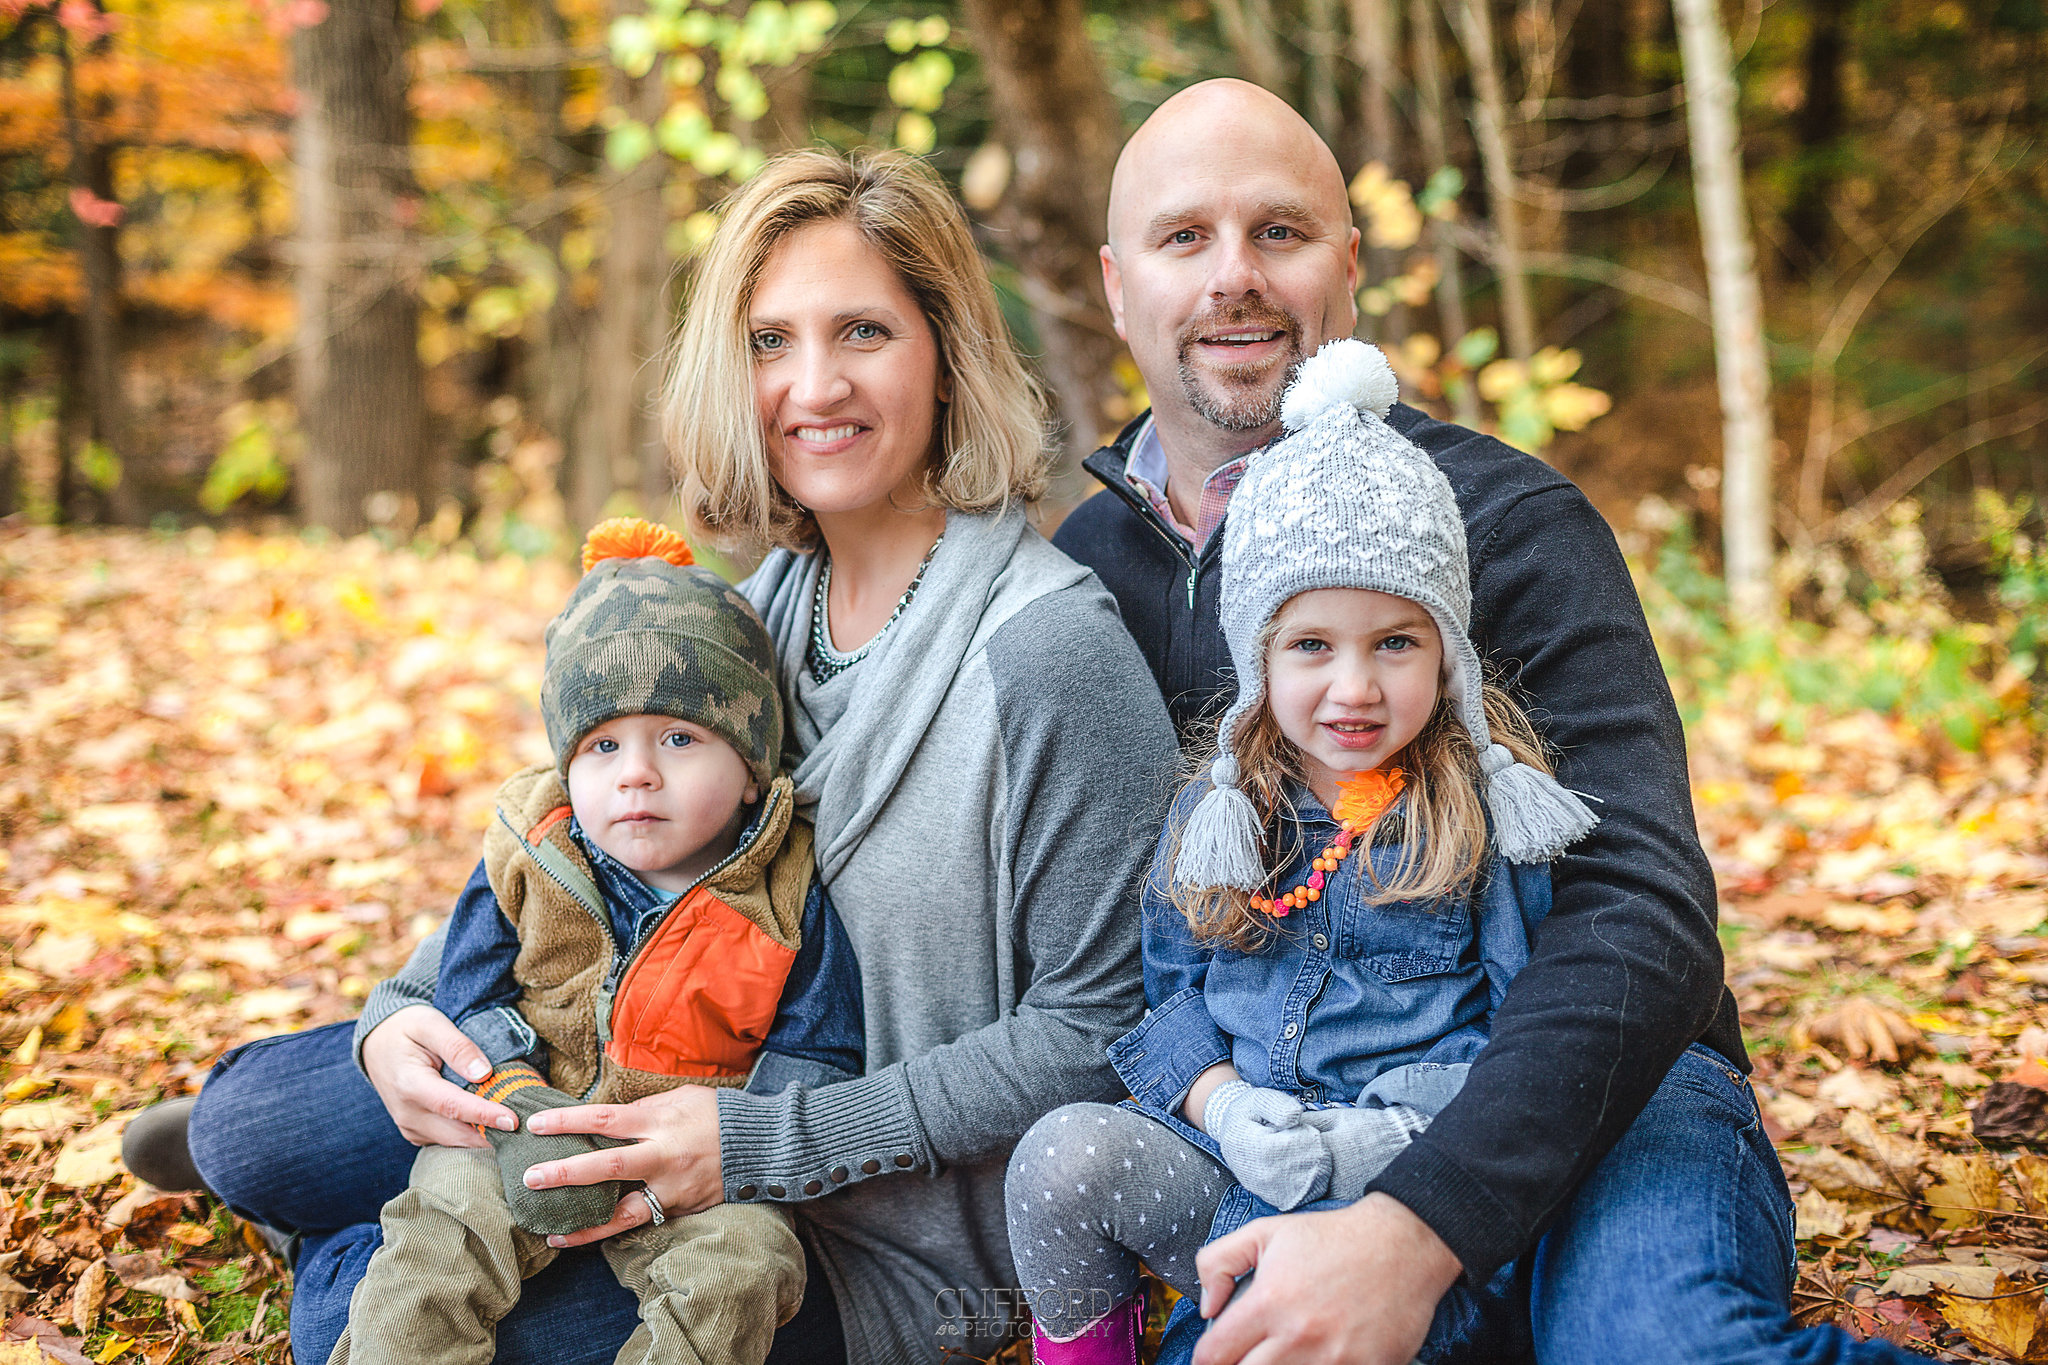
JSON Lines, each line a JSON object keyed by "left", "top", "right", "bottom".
{"left": 1030, "top": 1292, "right": 1143, "bottom": 1365}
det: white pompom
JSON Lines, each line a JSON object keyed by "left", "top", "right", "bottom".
{"left": 1280, "top": 339, "right": 1399, "bottom": 431}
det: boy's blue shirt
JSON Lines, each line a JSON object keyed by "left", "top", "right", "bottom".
{"left": 434, "top": 809, "right": 864, "bottom": 1096}
{"left": 1110, "top": 781, "right": 1551, "bottom": 1118}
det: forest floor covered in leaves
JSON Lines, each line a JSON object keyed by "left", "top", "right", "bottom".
{"left": 2, "top": 523, "right": 2046, "bottom": 1363}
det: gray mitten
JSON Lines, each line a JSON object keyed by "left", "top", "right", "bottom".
{"left": 1204, "top": 1080, "right": 1332, "bottom": 1211}
{"left": 1301, "top": 1103, "right": 1432, "bottom": 1204}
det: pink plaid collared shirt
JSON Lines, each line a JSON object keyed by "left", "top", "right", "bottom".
{"left": 1122, "top": 418, "right": 1249, "bottom": 551}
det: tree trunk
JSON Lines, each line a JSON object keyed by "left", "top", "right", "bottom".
{"left": 566, "top": 57, "right": 671, "bottom": 531}
{"left": 955, "top": 0, "right": 1128, "bottom": 497}
{"left": 1211, "top": 0, "right": 1289, "bottom": 92}
{"left": 1783, "top": 0, "right": 1851, "bottom": 277}
{"left": 1349, "top": 0, "right": 1400, "bottom": 170}
{"left": 1304, "top": 0, "right": 1345, "bottom": 146}
{"left": 1674, "top": 0, "right": 1775, "bottom": 619}
{"left": 58, "top": 15, "right": 141, "bottom": 525}
{"left": 0, "top": 364, "right": 17, "bottom": 519}
{"left": 292, "top": 0, "right": 430, "bottom": 536}
{"left": 1449, "top": 0, "right": 1537, "bottom": 363}
{"left": 1410, "top": 0, "right": 1482, "bottom": 426}
{"left": 1346, "top": 0, "right": 1409, "bottom": 341}
{"left": 525, "top": 0, "right": 589, "bottom": 483}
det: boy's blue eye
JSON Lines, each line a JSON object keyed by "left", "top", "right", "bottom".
{"left": 593, "top": 737, "right": 617, "bottom": 753}
{"left": 661, "top": 730, "right": 694, "bottom": 748}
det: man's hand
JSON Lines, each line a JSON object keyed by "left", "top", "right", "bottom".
{"left": 1192, "top": 1193, "right": 1462, "bottom": 1365}
{"left": 360, "top": 1004, "right": 516, "bottom": 1148}
{"left": 523, "top": 1083, "right": 724, "bottom": 1247}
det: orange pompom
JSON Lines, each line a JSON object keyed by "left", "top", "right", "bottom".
{"left": 1332, "top": 766, "right": 1407, "bottom": 832}
{"left": 581, "top": 518, "right": 695, "bottom": 573}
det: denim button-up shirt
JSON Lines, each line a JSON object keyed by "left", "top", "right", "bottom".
{"left": 1109, "top": 783, "right": 1552, "bottom": 1118}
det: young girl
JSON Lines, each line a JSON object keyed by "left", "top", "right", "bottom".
{"left": 1003, "top": 339, "right": 1599, "bottom": 1364}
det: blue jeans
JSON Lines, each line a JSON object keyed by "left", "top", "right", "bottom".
{"left": 189, "top": 1022, "right": 844, "bottom": 1365}
{"left": 1156, "top": 1046, "right": 1931, "bottom": 1364}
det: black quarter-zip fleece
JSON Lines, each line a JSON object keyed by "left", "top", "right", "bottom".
{"left": 1053, "top": 404, "right": 1746, "bottom": 1283}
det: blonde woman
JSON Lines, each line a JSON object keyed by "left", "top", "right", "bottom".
{"left": 175, "top": 150, "right": 1177, "bottom": 1365}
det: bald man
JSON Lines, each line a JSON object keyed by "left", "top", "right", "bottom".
{"left": 1054, "top": 82, "right": 1923, "bottom": 1365}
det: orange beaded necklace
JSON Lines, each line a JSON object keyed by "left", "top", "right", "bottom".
{"left": 1250, "top": 767, "right": 1407, "bottom": 917}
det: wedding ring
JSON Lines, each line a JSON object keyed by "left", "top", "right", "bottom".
{"left": 641, "top": 1189, "right": 667, "bottom": 1227}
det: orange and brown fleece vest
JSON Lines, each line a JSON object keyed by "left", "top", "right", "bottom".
{"left": 479, "top": 765, "right": 814, "bottom": 1106}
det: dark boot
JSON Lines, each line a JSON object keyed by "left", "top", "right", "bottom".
{"left": 120, "top": 1097, "right": 206, "bottom": 1193}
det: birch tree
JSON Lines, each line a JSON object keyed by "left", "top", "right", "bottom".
{"left": 1674, "top": 0, "right": 1775, "bottom": 619}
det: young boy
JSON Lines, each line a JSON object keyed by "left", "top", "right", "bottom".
{"left": 330, "top": 520, "right": 862, "bottom": 1365}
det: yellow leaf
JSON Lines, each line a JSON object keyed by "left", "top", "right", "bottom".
{"left": 1939, "top": 1277, "right": 2048, "bottom": 1362}
{"left": 1925, "top": 1153, "right": 2013, "bottom": 1231}
{"left": 94, "top": 1336, "right": 135, "bottom": 1363}
{"left": 1476, "top": 358, "right": 1527, "bottom": 403}
{"left": 0, "top": 1098, "right": 85, "bottom": 1134}
{"left": 52, "top": 1116, "right": 132, "bottom": 1187}
{"left": 49, "top": 1001, "right": 88, "bottom": 1053}
{"left": 172, "top": 1298, "right": 203, "bottom": 1333}
{"left": 0, "top": 1342, "right": 48, "bottom": 1364}
{"left": 3, "top": 1076, "right": 52, "bottom": 1101}
{"left": 163, "top": 1222, "right": 214, "bottom": 1246}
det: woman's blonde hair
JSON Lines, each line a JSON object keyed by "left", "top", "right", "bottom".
{"left": 663, "top": 148, "right": 1052, "bottom": 553}
{"left": 1169, "top": 621, "right": 1554, "bottom": 950}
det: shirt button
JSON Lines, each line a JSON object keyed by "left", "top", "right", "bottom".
{"left": 861, "top": 1159, "right": 882, "bottom": 1175}
{"left": 830, "top": 1167, "right": 850, "bottom": 1183}
{"left": 1311, "top": 933, "right": 1329, "bottom": 951}
{"left": 1282, "top": 1022, "right": 1299, "bottom": 1039}
{"left": 766, "top": 1185, "right": 786, "bottom": 1199}
{"left": 893, "top": 1153, "right": 915, "bottom": 1168}
{"left": 736, "top": 1185, "right": 758, "bottom": 1200}
{"left": 804, "top": 1179, "right": 824, "bottom": 1196}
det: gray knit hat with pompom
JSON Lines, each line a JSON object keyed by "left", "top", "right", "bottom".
{"left": 1173, "top": 339, "right": 1598, "bottom": 890}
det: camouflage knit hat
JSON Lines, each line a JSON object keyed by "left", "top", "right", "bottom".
{"left": 541, "top": 519, "right": 782, "bottom": 787}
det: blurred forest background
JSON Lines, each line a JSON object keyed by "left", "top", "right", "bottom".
{"left": 1, "top": 0, "right": 2044, "bottom": 585}
{"left": 5, "top": 2, "right": 2048, "bottom": 1360}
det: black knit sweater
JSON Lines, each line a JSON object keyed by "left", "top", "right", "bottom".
{"left": 1052, "top": 405, "right": 1747, "bottom": 1282}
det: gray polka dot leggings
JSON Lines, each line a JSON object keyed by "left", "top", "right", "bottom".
{"left": 1004, "top": 1102, "right": 1228, "bottom": 1343}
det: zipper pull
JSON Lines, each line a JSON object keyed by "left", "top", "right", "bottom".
{"left": 595, "top": 983, "right": 615, "bottom": 1046}
{"left": 1187, "top": 563, "right": 1199, "bottom": 611}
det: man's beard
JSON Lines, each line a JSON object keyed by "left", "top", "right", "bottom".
{"left": 1175, "top": 301, "right": 1306, "bottom": 432}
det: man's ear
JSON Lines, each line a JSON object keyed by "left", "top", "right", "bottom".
{"left": 1099, "top": 244, "right": 1128, "bottom": 340}
{"left": 1342, "top": 225, "right": 1362, "bottom": 331}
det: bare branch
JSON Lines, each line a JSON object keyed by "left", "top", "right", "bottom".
{"left": 1532, "top": 87, "right": 1685, "bottom": 121}
{"left": 1833, "top": 397, "right": 2048, "bottom": 536}
{"left": 1798, "top": 118, "right": 2013, "bottom": 524}
{"left": 1446, "top": 222, "right": 1712, "bottom": 323}
{"left": 1828, "top": 345, "right": 2048, "bottom": 458}
{"left": 1510, "top": 146, "right": 1678, "bottom": 211}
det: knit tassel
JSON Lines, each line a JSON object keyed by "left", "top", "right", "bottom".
{"left": 1174, "top": 756, "right": 1266, "bottom": 890}
{"left": 1479, "top": 744, "right": 1599, "bottom": 864}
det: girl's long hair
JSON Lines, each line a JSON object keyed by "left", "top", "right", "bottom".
{"left": 1169, "top": 648, "right": 1554, "bottom": 951}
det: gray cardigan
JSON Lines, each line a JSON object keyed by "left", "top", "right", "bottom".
{"left": 357, "top": 510, "right": 1178, "bottom": 1363}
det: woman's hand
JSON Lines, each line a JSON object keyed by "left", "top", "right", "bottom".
{"left": 523, "top": 1083, "right": 725, "bottom": 1247}
{"left": 360, "top": 1004, "right": 516, "bottom": 1148}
